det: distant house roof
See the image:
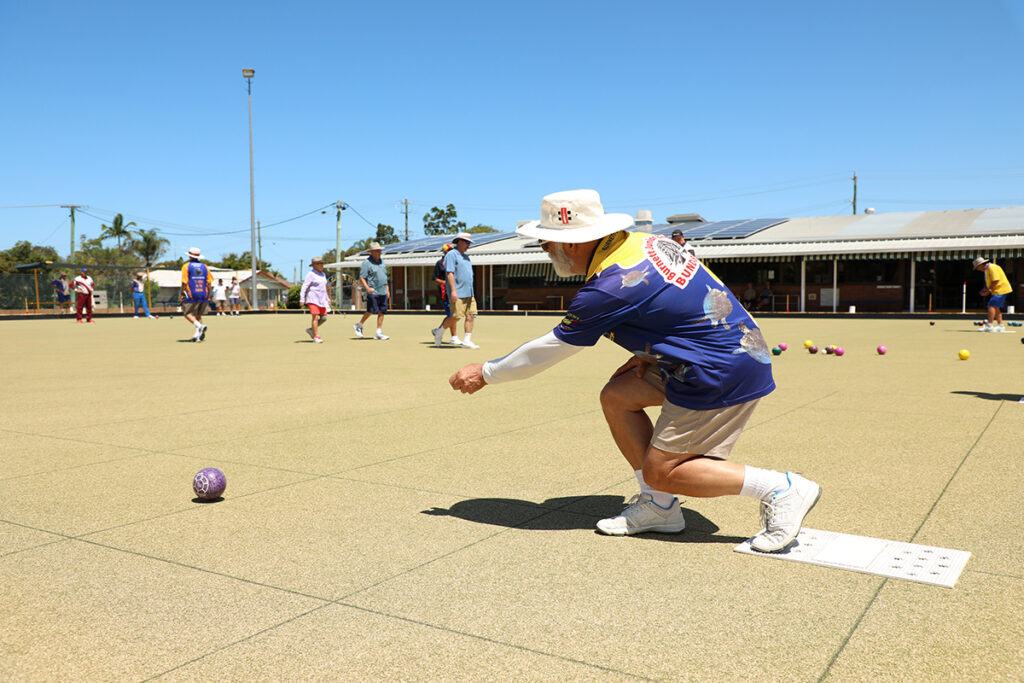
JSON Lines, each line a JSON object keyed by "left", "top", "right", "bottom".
{"left": 144, "top": 268, "right": 291, "bottom": 289}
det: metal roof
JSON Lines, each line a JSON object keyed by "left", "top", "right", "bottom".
{"left": 325, "top": 206, "right": 1024, "bottom": 269}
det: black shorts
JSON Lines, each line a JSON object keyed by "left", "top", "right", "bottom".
{"left": 366, "top": 294, "right": 388, "bottom": 314}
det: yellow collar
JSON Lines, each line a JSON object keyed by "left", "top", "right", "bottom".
{"left": 585, "top": 231, "right": 631, "bottom": 280}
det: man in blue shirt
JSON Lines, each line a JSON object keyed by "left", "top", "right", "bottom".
{"left": 449, "top": 190, "right": 821, "bottom": 553}
{"left": 355, "top": 242, "right": 391, "bottom": 340}
{"left": 180, "top": 246, "right": 212, "bottom": 342}
{"left": 443, "top": 232, "right": 479, "bottom": 349}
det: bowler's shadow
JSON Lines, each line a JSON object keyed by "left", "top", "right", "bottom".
{"left": 951, "top": 390, "right": 1023, "bottom": 402}
{"left": 423, "top": 495, "right": 746, "bottom": 544}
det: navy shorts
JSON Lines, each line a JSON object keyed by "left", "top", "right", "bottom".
{"left": 56, "top": 293, "right": 70, "bottom": 303}
{"left": 366, "top": 294, "right": 388, "bottom": 314}
{"left": 988, "top": 293, "right": 1008, "bottom": 309}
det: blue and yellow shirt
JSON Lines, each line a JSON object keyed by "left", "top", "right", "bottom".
{"left": 181, "top": 261, "right": 213, "bottom": 302}
{"left": 553, "top": 231, "right": 775, "bottom": 410}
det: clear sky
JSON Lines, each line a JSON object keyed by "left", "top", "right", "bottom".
{"left": 2, "top": 1, "right": 1023, "bottom": 278}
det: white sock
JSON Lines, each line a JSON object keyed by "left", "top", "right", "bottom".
{"left": 464, "top": 333, "right": 473, "bottom": 342}
{"left": 376, "top": 328, "right": 384, "bottom": 334}
{"left": 634, "top": 469, "right": 676, "bottom": 508}
{"left": 194, "top": 320, "right": 202, "bottom": 329}
{"left": 740, "top": 466, "right": 789, "bottom": 501}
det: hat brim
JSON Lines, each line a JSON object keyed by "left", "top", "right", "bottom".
{"left": 516, "top": 213, "right": 633, "bottom": 243}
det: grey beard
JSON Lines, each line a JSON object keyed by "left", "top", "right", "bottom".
{"left": 548, "top": 245, "right": 576, "bottom": 277}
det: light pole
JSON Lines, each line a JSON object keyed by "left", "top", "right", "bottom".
{"left": 336, "top": 200, "right": 346, "bottom": 307}
{"left": 243, "top": 68, "right": 257, "bottom": 310}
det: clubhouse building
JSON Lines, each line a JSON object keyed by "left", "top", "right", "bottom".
{"left": 329, "top": 206, "right": 1024, "bottom": 314}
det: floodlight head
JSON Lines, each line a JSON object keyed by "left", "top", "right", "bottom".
{"left": 242, "top": 68, "right": 255, "bottom": 79}
{"left": 864, "top": 207, "right": 876, "bottom": 215}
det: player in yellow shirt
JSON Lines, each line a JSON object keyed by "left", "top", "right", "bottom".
{"left": 972, "top": 256, "right": 1013, "bottom": 332}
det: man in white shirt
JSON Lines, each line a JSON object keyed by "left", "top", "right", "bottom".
{"left": 73, "top": 268, "right": 95, "bottom": 323}
{"left": 212, "top": 279, "right": 229, "bottom": 316}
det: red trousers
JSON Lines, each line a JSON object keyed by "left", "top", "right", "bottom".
{"left": 76, "top": 292, "right": 93, "bottom": 321}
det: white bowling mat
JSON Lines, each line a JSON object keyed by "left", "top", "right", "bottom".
{"left": 735, "top": 528, "right": 970, "bottom": 588}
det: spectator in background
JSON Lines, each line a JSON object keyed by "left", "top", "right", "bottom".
{"left": 741, "top": 282, "right": 757, "bottom": 310}
{"left": 131, "top": 273, "right": 156, "bottom": 318}
{"left": 355, "top": 242, "right": 390, "bottom": 340}
{"left": 228, "top": 277, "right": 241, "bottom": 315}
{"left": 431, "top": 243, "right": 458, "bottom": 346}
{"left": 212, "top": 278, "right": 228, "bottom": 316}
{"left": 758, "top": 282, "right": 775, "bottom": 312}
{"left": 181, "top": 246, "right": 213, "bottom": 342}
{"left": 50, "top": 273, "right": 71, "bottom": 315}
{"left": 445, "top": 232, "right": 479, "bottom": 349}
{"left": 671, "top": 229, "right": 696, "bottom": 256}
{"left": 73, "top": 268, "right": 94, "bottom": 323}
{"left": 299, "top": 257, "right": 330, "bottom": 343}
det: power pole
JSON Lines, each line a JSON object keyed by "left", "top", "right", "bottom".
{"left": 402, "top": 198, "right": 410, "bottom": 241}
{"left": 851, "top": 171, "right": 858, "bottom": 215}
{"left": 61, "top": 205, "right": 80, "bottom": 259}
{"left": 336, "top": 200, "right": 346, "bottom": 307}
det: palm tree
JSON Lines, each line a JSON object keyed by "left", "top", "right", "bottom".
{"left": 133, "top": 228, "right": 170, "bottom": 310}
{"left": 133, "top": 228, "right": 169, "bottom": 267}
{"left": 100, "top": 214, "right": 137, "bottom": 252}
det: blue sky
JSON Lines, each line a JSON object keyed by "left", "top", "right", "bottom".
{"left": 2, "top": 1, "right": 1023, "bottom": 277}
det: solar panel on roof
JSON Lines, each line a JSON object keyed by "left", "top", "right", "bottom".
{"left": 465, "top": 231, "right": 517, "bottom": 247}
{"left": 685, "top": 221, "right": 745, "bottom": 239}
{"left": 705, "top": 218, "right": 787, "bottom": 239}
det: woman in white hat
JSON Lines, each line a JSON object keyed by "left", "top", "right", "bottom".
{"left": 299, "top": 257, "right": 330, "bottom": 343}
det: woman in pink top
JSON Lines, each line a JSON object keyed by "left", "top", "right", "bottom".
{"left": 299, "top": 257, "right": 330, "bottom": 343}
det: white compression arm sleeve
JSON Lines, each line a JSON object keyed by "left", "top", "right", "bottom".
{"left": 482, "top": 330, "right": 583, "bottom": 385}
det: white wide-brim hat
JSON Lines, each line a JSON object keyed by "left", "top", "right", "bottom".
{"left": 517, "top": 189, "right": 634, "bottom": 243}
{"left": 186, "top": 247, "right": 202, "bottom": 259}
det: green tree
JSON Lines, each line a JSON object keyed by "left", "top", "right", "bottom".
{"left": 421, "top": 204, "right": 466, "bottom": 236}
{"left": 99, "top": 214, "right": 137, "bottom": 252}
{"left": 76, "top": 234, "right": 136, "bottom": 267}
{"left": 217, "top": 252, "right": 272, "bottom": 271}
{"left": 375, "top": 223, "right": 399, "bottom": 244}
{"left": 132, "top": 229, "right": 169, "bottom": 266}
{"left": 0, "top": 241, "right": 60, "bottom": 273}
{"left": 467, "top": 224, "right": 499, "bottom": 234}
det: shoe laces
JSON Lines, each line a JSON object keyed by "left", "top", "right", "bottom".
{"left": 622, "top": 493, "right": 653, "bottom": 512}
{"left": 759, "top": 496, "right": 778, "bottom": 531}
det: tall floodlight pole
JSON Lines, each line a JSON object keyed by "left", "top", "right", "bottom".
{"left": 243, "top": 68, "right": 257, "bottom": 310}
{"left": 335, "top": 200, "right": 346, "bottom": 307}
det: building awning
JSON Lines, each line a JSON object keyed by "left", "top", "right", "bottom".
{"left": 506, "top": 263, "right": 583, "bottom": 282}
{"left": 804, "top": 248, "right": 1024, "bottom": 262}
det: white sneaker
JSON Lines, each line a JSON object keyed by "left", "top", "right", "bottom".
{"left": 314, "top": 336, "right": 324, "bottom": 344}
{"left": 353, "top": 323, "right": 364, "bottom": 338}
{"left": 462, "top": 340, "right": 480, "bottom": 349}
{"left": 305, "top": 327, "right": 315, "bottom": 340}
{"left": 449, "top": 337, "right": 464, "bottom": 346}
{"left": 596, "top": 494, "right": 686, "bottom": 536}
{"left": 133, "top": 315, "right": 139, "bottom": 319}
{"left": 750, "top": 472, "right": 822, "bottom": 552}
{"left": 197, "top": 325, "right": 207, "bottom": 342}
{"left": 432, "top": 327, "right": 444, "bottom": 346}
{"left": 374, "top": 331, "right": 390, "bottom": 340}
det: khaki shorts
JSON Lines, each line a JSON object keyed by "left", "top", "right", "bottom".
{"left": 641, "top": 365, "right": 759, "bottom": 458}
{"left": 452, "top": 297, "right": 478, "bottom": 320}
{"left": 183, "top": 301, "right": 208, "bottom": 317}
